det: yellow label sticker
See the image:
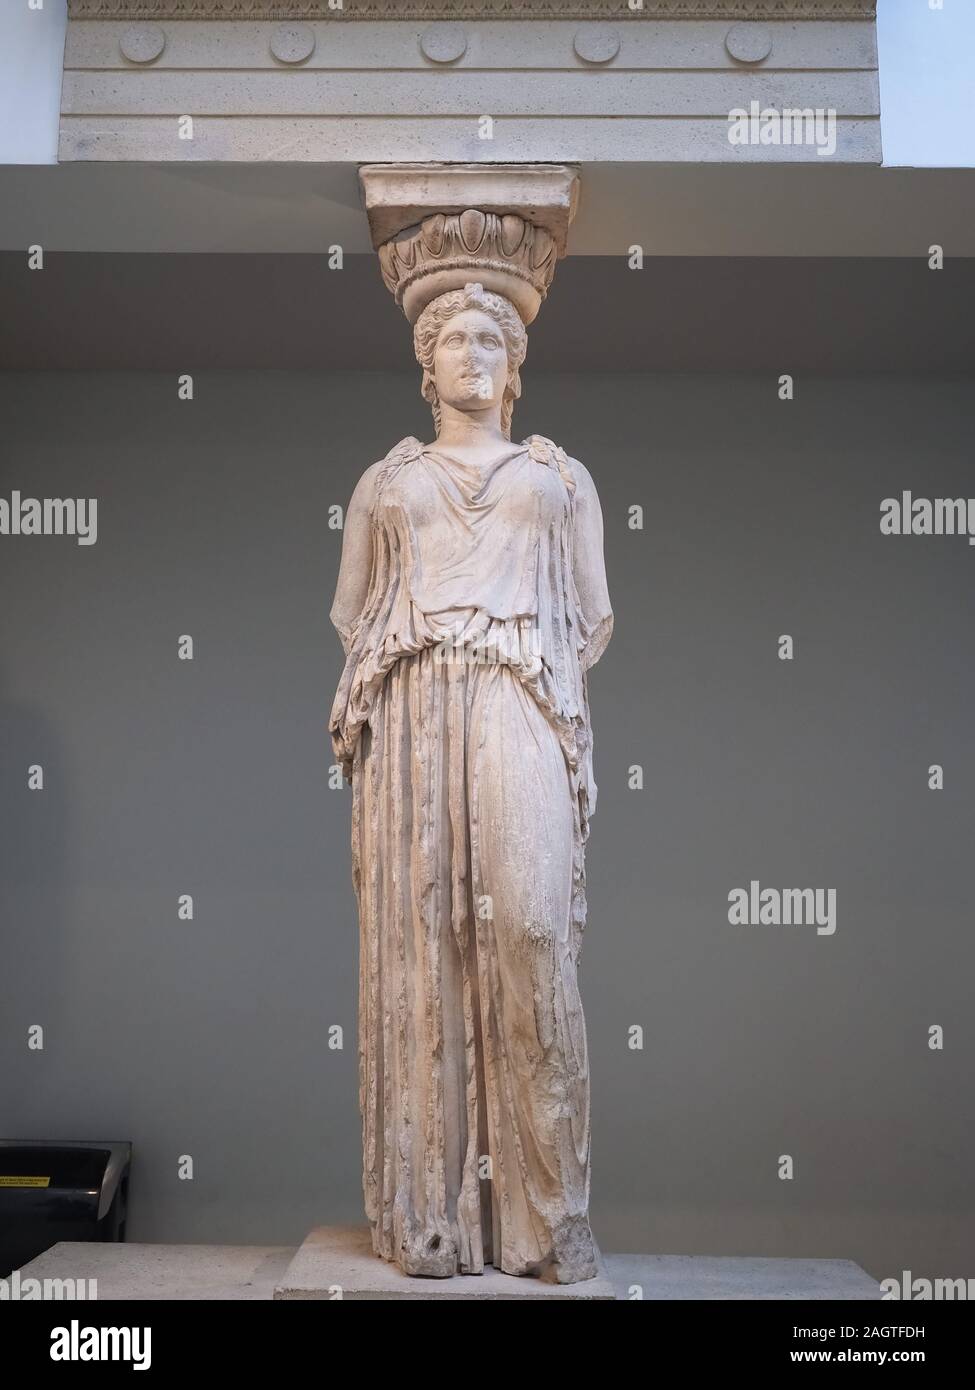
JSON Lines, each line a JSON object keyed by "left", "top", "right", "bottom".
{"left": 0, "top": 1176, "right": 51, "bottom": 1187}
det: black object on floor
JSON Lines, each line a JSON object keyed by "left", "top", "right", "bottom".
{"left": 0, "top": 1139, "right": 130, "bottom": 1277}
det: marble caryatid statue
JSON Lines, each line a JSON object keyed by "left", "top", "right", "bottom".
{"left": 328, "top": 206, "right": 612, "bottom": 1284}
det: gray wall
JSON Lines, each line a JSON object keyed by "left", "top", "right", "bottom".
{"left": 2, "top": 368, "right": 973, "bottom": 1283}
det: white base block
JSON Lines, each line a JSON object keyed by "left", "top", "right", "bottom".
{"left": 15, "top": 1241, "right": 294, "bottom": 1300}
{"left": 17, "top": 1234, "right": 882, "bottom": 1301}
{"left": 607, "top": 1253, "right": 882, "bottom": 1301}
{"left": 273, "top": 1226, "right": 616, "bottom": 1300}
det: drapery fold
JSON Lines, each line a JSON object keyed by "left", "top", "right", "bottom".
{"left": 330, "top": 435, "right": 612, "bottom": 1283}
{"left": 329, "top": 435, "right": 613, "bottom": 843}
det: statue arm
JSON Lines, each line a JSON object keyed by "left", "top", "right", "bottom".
{"left": 329, "top": 460, "right": 382, "bottom": 657}
{"left": 566, "top": 455, "right": 614, "bottom": 671}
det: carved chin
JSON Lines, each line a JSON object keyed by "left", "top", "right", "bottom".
{"left": 452, "top": 376, "right": 496, "bottom": 406}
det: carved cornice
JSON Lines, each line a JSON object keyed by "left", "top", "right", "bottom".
{"left": 67, "top": 2, "right": 878, "bottom": 21}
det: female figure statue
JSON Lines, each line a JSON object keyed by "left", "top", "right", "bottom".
{"left": 329, "top": 241, "right": 612, "bottom": 1284}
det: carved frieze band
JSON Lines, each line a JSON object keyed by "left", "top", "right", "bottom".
{"left": 67, "top": 2, "right": 878, "bottom": 21}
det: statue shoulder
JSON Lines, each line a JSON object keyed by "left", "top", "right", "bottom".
{"left": 563, "top": 454, "right": 599, "bottom": 506}
{"left": 360, "top": 436, "right": 425, "bottom": 514}
{"left": 522, "top": 434, "right": 593, "bottom": 499}
{"left": 380, "top": 435, "right": 425, "bottom": 466}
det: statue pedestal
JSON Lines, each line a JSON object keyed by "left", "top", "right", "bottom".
{"left": 17, "top": 1234, "right": 881, "bottom": 1300}
{"left": 272, "top": 1226, "right": 617, "bottom": 1301}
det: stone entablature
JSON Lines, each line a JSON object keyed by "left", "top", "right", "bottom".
{"left": 68, "top": 3, "right": 876, "bottom": 18}
{"left": 60, "top": 0, "right": 880, "bottom": 164}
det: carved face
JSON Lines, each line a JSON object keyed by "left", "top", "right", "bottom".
{"left": 431, "top": 309, "right": 509, "bottom": 415}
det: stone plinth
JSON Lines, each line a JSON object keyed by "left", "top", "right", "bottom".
{"left": 609, "top": 1253, "right": 883, "bottom": 1301}
{"left": 15, "top": 1241, "right": 294, "bottom": 1301}
{"left": 16, "top": 1236, "right": 882, "bottom": 1300}
{"left": 273, "top": 1226, "right": 617, "bottom": 1300}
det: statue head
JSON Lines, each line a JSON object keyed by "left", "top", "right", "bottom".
{"left": 413, "top": 282, "right": 528, "bottom": 440}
